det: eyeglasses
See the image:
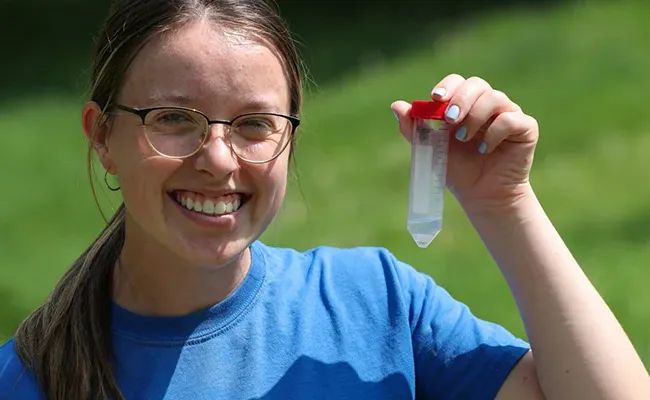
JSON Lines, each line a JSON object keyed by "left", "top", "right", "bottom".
{"left": 108, "top": 104, "right": 300, "bottom": 163}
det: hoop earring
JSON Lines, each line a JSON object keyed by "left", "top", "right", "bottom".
{"left": 104, "top": 170, "right": 120, "bottom": 192}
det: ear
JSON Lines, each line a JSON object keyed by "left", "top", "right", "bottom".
{"left": 82, "top": 101, "right": 116, "bottom": 174}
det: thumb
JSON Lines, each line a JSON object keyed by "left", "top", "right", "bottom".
{"left": 391, "top": 100, "right": 414, "bottom": 143}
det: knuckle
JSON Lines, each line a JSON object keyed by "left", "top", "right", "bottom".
{"left": 446, "top": 73, "right": 465, "bottom": 82}
{"left": 438, "top": 73, "right": 466, "bottom": 92}
{"left": 466, "top": 76, "right": 492, "bottom": 90}
{"left": 453, "top": 77, "right": 491, "bottom": 104}
{"left": 491, "top": 89, "right": 510, "bottom": 102}
{"left": 453, "top": 89, "right": 472, "bottom": 103}
{"left": 500, "top": 112, "right": 537, "bottom": 133}
{"left": 526, "top": 115, "right": 539, "bottom": 130}
{"left": 491, "top": 89, "right": 522, "bottom": 112}
{"left": 498, "top": 111, "right": 519, "bottom": 128}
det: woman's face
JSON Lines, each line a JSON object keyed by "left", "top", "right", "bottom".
{"left": 86, "top": 20, "right": 293, "bottom": 267}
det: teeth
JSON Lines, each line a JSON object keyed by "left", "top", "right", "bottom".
{"left": 175, "top": 192, "right": 243, "bottom": 217}
{"left": 203, "top": 200, "right": 215, "bottom": 214}
{"left": 214, "top": 201, "right": 227, "bottom": 214}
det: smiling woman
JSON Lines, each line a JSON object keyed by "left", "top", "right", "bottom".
{"left": 94, "top": 18, "right": 297, "bottom": 271}
{"left": 1, "top": 1, "right": 649, "bottom": 400}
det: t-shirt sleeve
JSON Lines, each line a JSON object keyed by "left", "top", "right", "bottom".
{"left": 0, "top": 338, "right": 44, "bottom": 400}
{"left": 390, "top": 255, "right": 530, "bottom": 399}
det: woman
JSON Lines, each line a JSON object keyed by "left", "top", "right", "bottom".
{"left": 1, "top": 0, "right": 648, "bottom": 399}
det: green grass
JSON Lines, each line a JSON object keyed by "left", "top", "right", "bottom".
{"left": 2, "top": 0, "right": 650, "bottom": 366}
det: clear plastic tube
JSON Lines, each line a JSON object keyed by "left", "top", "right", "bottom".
{"left": 407, "top": 101, "right": 450, "bottom": 248}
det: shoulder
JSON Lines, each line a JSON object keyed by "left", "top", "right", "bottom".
{"left": 0, "top": 338, "right": 43, "bottom": 399}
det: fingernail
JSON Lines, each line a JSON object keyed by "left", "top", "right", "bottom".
{"left": 478, "top": 142, "right": 488, "bottom": 154}
{"left": 446, "top": 105, "right": 460, "bottom": 121}
{"left": 393, "top": 110, "right": 399, "bottom": 121}
{"left": 455, "top": 126, "right": 467, "bottom": 141}
{"left": 432, "top": 87, "right": 447, "bottom": 97}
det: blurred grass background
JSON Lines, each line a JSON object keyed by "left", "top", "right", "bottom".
{"left": 1, "top": 0, "right": 649, "bottom": 368}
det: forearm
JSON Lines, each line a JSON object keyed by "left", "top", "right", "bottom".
{"left": 466, "top": 188, "right": 650, "bottom": 399}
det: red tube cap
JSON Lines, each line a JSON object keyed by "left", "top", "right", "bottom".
{"left": 409, "top": 100, "right": 449, "bottom": 120}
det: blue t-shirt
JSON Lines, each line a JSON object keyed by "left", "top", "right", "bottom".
{"left": 1, "top": 241, "right": 529, "bottom": 399}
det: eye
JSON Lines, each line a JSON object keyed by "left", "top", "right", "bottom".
{"left": 146, "top": 109, "right": 204, "bottom": 137}
{"left": 241, "top": 117, "right": 274, "bottom": 130}
{"left": 155, "top": 111, "right": 196, "bottom": 125}
{"left": 234, "top": 116, "right": 279, "bottom": 140}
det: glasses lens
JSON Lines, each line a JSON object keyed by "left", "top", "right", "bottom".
{"left": 230, "top": 114, "right": 292, "bottom": 162}
{"left": 144, "top": 108, "right": 206, "bottom": 157}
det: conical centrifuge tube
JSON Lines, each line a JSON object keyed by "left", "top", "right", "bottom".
{"left": 407, "top": 100, "right": 450, "bottom": 248}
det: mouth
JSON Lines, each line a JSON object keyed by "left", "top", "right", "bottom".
{"left": 169, "top": 190, "right": 250, "bottom": 217}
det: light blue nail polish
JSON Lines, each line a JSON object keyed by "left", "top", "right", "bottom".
{"left": 478, "top": 142, "right": 488, "bottom": 154}
{"left": 446, "top": 105, "right": 460, "bottom": 121}
{"left": 432, "top": 88, "right": 447, "bottom": 97}
{"left": 393, "top": 110, "right": 399, "bottom": 121}
{"left": 455, "top": 126, "right": 467, "bottom": 141}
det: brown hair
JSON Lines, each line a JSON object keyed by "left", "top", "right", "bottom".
{"left": 13, "top": 1, "right": 305, "bottom": 398}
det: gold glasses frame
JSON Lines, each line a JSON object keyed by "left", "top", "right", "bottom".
{"left": 108, "top": 104, "right": 301, "bottom": 164}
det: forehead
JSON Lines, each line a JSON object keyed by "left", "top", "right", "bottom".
{"left": 120, "top": 20, "right": 290, "bottom": 113}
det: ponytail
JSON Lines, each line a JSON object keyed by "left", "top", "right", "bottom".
{"left": 14, "top": 204, "right": 127, "bottom": 399}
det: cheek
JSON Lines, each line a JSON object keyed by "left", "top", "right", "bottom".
{"left": 264, "top": 156, "right": 289, "bottom": 192}
{"left": 108, "top": 125, "right": 152, "bottom": 172}
{"left": 248, "top": 157, "right": 289, "bottom": 211}
{"left": 119, "top": 158, "right": 181, "bottom": 226}
{"left": 121, "top": 158, "right": 178, "bottom": 193}
{"left": 110, "top": 130, "right": 182, "bottom": 211}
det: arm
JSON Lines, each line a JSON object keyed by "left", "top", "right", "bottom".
{"left": 466, "top": 188, "right": 650, "bottom": 400}
{"left": 392, "top": 73, "right": 649, "bottom": 399}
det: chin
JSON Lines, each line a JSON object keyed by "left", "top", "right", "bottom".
{"left": 174, "top": 234, "right": 253, "bottom": 268}
{"left": 160, "top": 189, "right": 281, "bottom": 267}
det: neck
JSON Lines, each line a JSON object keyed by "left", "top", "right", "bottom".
{"left": 112, "top": 216, "right": 251, "bottom": 317}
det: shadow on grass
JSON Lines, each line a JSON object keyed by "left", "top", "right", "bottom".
{"left": 0, "top": 0, "right": 565, "bottom": 104}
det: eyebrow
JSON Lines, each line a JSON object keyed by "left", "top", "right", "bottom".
{"left": 146, "top": 93, "right": 196, "bottom": 106}
{"left": 238, "top": 98, "right": 282, "bottom": 114}
{"left": 144, "top": 94, "right": 283, "bottom": 114}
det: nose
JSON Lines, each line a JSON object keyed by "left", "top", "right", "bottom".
{"left": 193, "top": 125, "right": 239, "bottom": 178}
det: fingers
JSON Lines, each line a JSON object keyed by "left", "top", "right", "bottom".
{"left": 430, "top": 74, "right": 533, "bottom": 154}
{"left": 481, "top": 112, "right": 539, "bottom": 154}
{"left": 391, "top": 100, "right": 414, "bottom": 142}
{"left": 430, "top": 74, "right": 466, "bottom": 101}
{"left": 393, "top": 75, "right": 491, "bottom": 142}
{"left": 441, "top": 76, "right": 492, "bottom": 124}
{"left": 455, "top": 89, "right": 520, "bottom": 144}
{"left": 393, "top": 74, "right": 536, "bottom": 153}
